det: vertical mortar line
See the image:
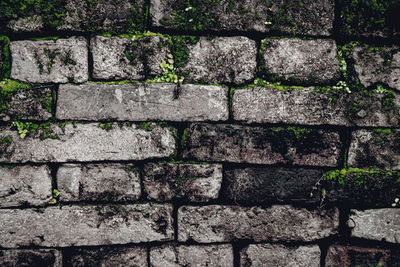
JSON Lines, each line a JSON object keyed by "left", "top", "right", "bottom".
{"left": 52, "top": 84, "right": 59, "bottom": 119}
{"left": 48, "top": 162, "right": 60, "bottom": 200}
{"left": 144, "top": 0, "right": 152, "bottom": 30}
{"left": 228, "top": 85, "right": 234, "bottom": 121}
{"left": 319, "top": 241, "right": 330, "bottom": 267}
{"left": 332, "top": 0, "right": 343, "bottom": 41}
{"left": 147, "top": 244, "right": 151, "bottom": 267}
{"left": 232, "top": 241, "right": 248, "bottom": 267}
{"left": 338, "top": 204, "right": 352, "bottom": 240}
{"left": 340, "top": 127, "right": 353, "bottom": 169}
{"left": 172, "top": 200, "right": 180, "bottom": 242}
{"left": 87, "top": 34, "right": 94, "bottom": 82}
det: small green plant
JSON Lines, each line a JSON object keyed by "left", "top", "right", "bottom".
{"left": 49, "top": 189, "right": 60, "bottom": 204}
{"left": 148, "top": 51, "right": 184, "bottom": 83}
{"left": 11, "top": 121, "right": 59, "bottom": 140}
{"left": 392, "top": 197, "right": 399, "bottom": 207}
{"left": 99, "top": 122, "right": 113, "bottom": 131}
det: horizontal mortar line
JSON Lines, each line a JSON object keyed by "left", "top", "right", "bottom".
{"left": 326, "top": 237, "right": 400, "bottom": 249}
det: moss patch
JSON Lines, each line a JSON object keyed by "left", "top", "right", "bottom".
{"left": 0, "top": 36, "right": 10, "bottom": 79}
{"left": 11, "top": 120, "right": 59, "bottom": 140}
{"left": 0, "top": 79, "right": 31, "bottom": 113}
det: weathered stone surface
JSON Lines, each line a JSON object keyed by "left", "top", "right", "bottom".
{"left": 57, "top": 163, "right": 141, "bottom": 202}
{"left": 178, "top": 205, "right": 339, "bottom": 242}
{"left": 10, "top": 37, "right": 88, "bottom": 83}
{"left": 349, "top": 209, "right": 400, "bottom": 244}
{"left": 150, "top": 244, "right": 233, "bottom": 267}
{"left": 0, "top": 165, "right": 52, "bottom": 208}
{"left": 151, "top": 0, "right": 334, "bottom": 36}
{"left": 0, "top": 123, "right": 176, "bottom": 163}
{"left": 224, "top": 167, "right": 323, "bottom": 204}
{"left": 143, "top": 163, "right": 222, "bottom": 202}
{"left": 240, "top": 244, "right": 320, "bottom": 267}
{"left": 91, "top": 36, "right": 168, "bottom": 80}
{"left": 64, "top": 247, "right": 147, "bottom": 267}
{"left": 183, "top": 123, "right": 341, "bottom": 167}
{"left": 0, "top": 249, "right": 62, "bottom": 267}
{"left": 56, "top": 83, "right": 228, "bottom": 121}
{"left": 0, "top": 204, "right": 174, "bottom": 247}
{"left": 325, "top": 245, "right": 400, "bottom": 267}
{"left": 348, "top": 129, "right": 400, "bottom": 170}
{"left": 260, "top": 38, "right": 340, "bottom": 84}
{"left": 352, "top": 45, "right": 400, "bottom": 90}
{"left": 182, "top": 37, "right": 256, "bottom": 85}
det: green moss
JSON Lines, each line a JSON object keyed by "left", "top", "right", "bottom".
{"left": 0, "top": 136, "right": 12, "bottom": 144}
{"left": 1, "top": 164, "right": 15, "bottom": 169}
{"left": 246, "top": 78, "right": 304, "bottom": 92}
{"left": 271, "top": 126, "right": 313, "bottom": 139}
{"left": 29, "top": 36, "right": 59, "bottom": 41}
{"left": 126, "top": 0, "right": 148, "bottom": 34}
{"left": 40, "top": 91, "right": 54, "bottom": 113}
{"left": 168, "top": 36, "right": 198, "bottom": 70}
{"left": 0, "top": 79, "right": 31, "bottom": 113}
{"left": 0, "top": 36, "right": 10, "bottom": 79}
{"left": 98, "top": 122, "right": 113, "bottom": 131}
{"left": 181, "top": 127, "right": 189, "bottom": 147}
{"left": 60, "top": 120, "right": 77, "bottom": 129}
{"left": 373, "top": 128, "right": 392, "bottom": 134}
{"left": 138, "top": 121, "right": 152, "bottom": 130}
{"left": 11, "top": 121, "right": 59, "bottom": 140}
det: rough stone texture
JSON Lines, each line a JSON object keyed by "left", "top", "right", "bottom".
{"left": 0, "top": 249, "right": 62, "bottom": 267}
{"left": 352, "top": 45, "right": 400, "bottom": 90}
{"left": 0, "top": 165, "right": 52, "bottom": 208}
{"left": 64, "top": 247, "right": 147, "bottom": 267}
{"left": 182, "top": 37, "right": 257, "bottom": 85}
{"left": 224, "top": 167, "right": 323, "bottom": 204}
{"left": 151, "top": 0, "right": 334, "bottom": 36}
{"left": 260, "top": 38, "right": 340, "bottom": 84}
{"left": 348, "top": 129, "right": 400, "bottom": 170}
{"left": 143, "top": 163, "right": 222, "bottom": 202}
{"left": 183, "top": 123, "right": 341, "bottom": 167}
{"left": 57, "top": 163, "right": 141, "bottom": 202}
{"left": 325, "top": 245, "right": 400, "bottom": 267}
{"left": 0, "top": 204, "right": 174, "bottom": 248}
{"left": 6, "top": 15, "right": 44, "bottom": 33}
{"left": 10, "top": 37, "right": 88, "bottom": 83}
{"left": 91, "top": 36, "right": 168, "bottom": 80}
{"left": 150, "top": 244, "right": 233, "bottom": 267}
{"left": 349, "top": 209, "right": 400, "bottom": 244}
{"left": 1, "top": 86, "right": 53, "bottom": 121}
{"left": 240, "top": 244, "right": 320, "bottom": 267}
{"left": 56, "top": 83, "right": 228, "bottom": 121}
{"left": 178, "top": 205, "right": 339, "bottom": 242}
{"left": 0, "top": 123, "right": 176, "bottom": 163}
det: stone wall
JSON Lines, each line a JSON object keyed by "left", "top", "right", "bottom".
{"left": 1, "top": 0, "right": 400, "bottom": 266}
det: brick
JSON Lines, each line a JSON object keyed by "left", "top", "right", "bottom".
{"left": 240, "top": 244, "right": 320, "bottom": 267}
{"left": 0, "top": 165, "right": 52, "bottom": 208}
{"left": 0, "top": 123, "right": 176, "bottom": 163}
{"left": 349, "top": 209, "right": 400, "bottom": 244}
{"left": 0, "top": 249, "right": 62, "bottom": 267}
{"left": 150, "top": 244, "right": 233, "bottom": 267}
{"left": 183, "top": 123, "right": 341, "bottom": 167}
{"left": 181, "top": 37, "right": 257, "bottom": 85}
{"left": 10, "top": 37, "right": 88, "bottom": 83}
{"left": 260, "top": 38, "right": 340, "bottom": 84}
{"left": 224, "top": 167, "right": 323, "bottom": 204}
{"left": 348, "top": 129, "right": 400, "bottom": 170}
{"left": 91, "top": 36, "right": 168, "bottom": 80}
{"left": 57, "top": 163, "right": 141, "bottom": 202}
{"left": 0, "top": 204, "right": 173, "bottom": 248}
{"left": 325, "top": 245, "right": 400, "bottom": 267}
{"left": 64, "top": 247, "right": 147, "bottom": 267}
{"left": 143, "top": 163, "right": 222, "bottom": 202}
{"left": 151, "top": 0, "right": 334, "bottom": 36}
{"left": 178, "top": 205, "right": 339, "bottom": 242}
{"left": 56, "top": 83, "right": 228, "bottom": 121}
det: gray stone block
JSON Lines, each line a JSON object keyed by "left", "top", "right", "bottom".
{"left": 0, "top": 165, "right": 52, "bottom": 207}
{"left": 56, "top": 83, "right": 228, "bottom": 121}
{"left": 240, "top": 244, "right": 320, "bottom": 267}
{"left": 143, "top": 163, "right": 222, "bottom": 202}
{"left": 260, "top": 38, "right": 340, "bottom": 84}
{"left": 178, "top": 205, "right": 339, "bottom": 242}
{"left": 183, "top": 123, "right": 341, "bottom": 167}
{"left": 10, "top": 37, "right": 88, "bottom": 83}
{"left": 0, "top": 204, "right": 174, "bottom": 247}
{"left": 0, "top": 249, "right": 62, "bottom": 267}
{"left": 0, "top": 123, "right": 176, "bottom": 163}
{"left": 150, "top": 244, "right": 233, "bottom": 267}
{"left": 57, "top": 163, "right": 141, "bottom": 202}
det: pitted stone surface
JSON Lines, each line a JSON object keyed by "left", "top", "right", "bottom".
{"left": 10, "top": 37, "right": 88, "bottom": 83}
{"left": 178, "top": 205, "right": 339, "bottom": 242}
{"left": 57, "top": 163, "right": 141, "bottom": 202}
{"left": 183, "top": 123, "right": 341, "bottom": 167}
{"left": 348, "top": 129, "right": 400, "bottom": 170}
{"left": 0, "top": 204, "right": 174, "bottom": 248}
{"left": 0, "top": 249, "right": 62, "bottom": 267}
{"left": 91, "top": 36, "right": 168, "bottom": 80}
{"left": 0, "top": 123, "right": 176, "bottom": 163}
{"left": 143, "top": 163, "right": 222, "bottom": 202}
{"left": 64, "top": 247, "right": 147, "bottom": 267}
{"left": 240, "top": 244, "right": 320, "bottom": 267}
{"left": 150, "top": 244, "right": 233, "bottom": 267}
{"left": 0, "top": 165, "right": 52, "bottom": 207}
{"left": 352, "top": 45, "right": 400, "bottom": 90}
{"left": 56, "top": 83, "right": 228, "bottom": 121}
{"left": 182, "top": 37, "right": 256, "bottom": 85}
{"left": 349, "top": 209, "right": 400, "bottom": 244}
{"left": 224, "top": 167, "right": 323, "bottom": 204}
{"left": 260, "top": 38, "right": 340, "bottom": 84}
{"left": 151, "top": 0, "right": 334, "bottom": 36}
